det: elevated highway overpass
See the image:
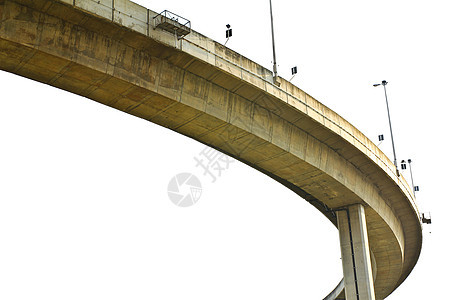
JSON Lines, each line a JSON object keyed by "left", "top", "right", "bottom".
{"left": 0, "top": 0, "right": 423, "bottom": 298}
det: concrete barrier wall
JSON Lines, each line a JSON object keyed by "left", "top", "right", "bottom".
{"left": 76, "top": 0, "right": 113, "bottom": 20}
{"left": 114, "top": 0, "right": 148, "bottom": 35}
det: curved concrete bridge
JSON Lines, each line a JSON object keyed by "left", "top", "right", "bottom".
{"left": 0, "top": 0, "right": 422, "bottom": 298}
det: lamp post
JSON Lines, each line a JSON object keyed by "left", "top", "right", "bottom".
{"left": 269, "top": 0, "right": 278, "bottom": 79}
{"left": 373, "top": 80, "right": 399, "bottom": 176}
{"left": 408, "top": 159, "right": 419, "bottom": 197}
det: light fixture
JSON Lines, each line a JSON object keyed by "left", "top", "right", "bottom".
{"left": 291, "top": 66, "right": 297, "bottom": 75}
{"left": 373, "top": 80, "right": 399, "bottom": 176}
{"left": 401, "top": 160, "right": 407, "bottom": 170}
{"left": 225, "top": 24, "right": 232, "bottom": 38}
{"left": 224, "top": 24, "right": 232, "bottom": 45}
{"left": 289, "top": 66, "right": 298, "bottom": 82}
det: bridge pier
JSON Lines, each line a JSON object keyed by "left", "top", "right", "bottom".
{"left": 337, "top": 204, "right": 375, "bottom": 300}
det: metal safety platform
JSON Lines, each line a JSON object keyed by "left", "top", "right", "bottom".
{"left": 153, "top": 10, "right": 191, "bottom": 39}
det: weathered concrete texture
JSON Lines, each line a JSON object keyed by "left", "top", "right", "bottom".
{"left": 338, "top": 205, "right": 375, "bottom": 300}
{"left": 0, "top": 0, "right": 422, "bottom": 299}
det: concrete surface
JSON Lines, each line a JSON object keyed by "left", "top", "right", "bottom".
{"left": 0, "top": 0, "right": 423, "bottom": 298}
{"left": 337, "top": 204, "right": 375, "bottom": 300}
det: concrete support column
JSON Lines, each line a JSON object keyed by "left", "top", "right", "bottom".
{"left": 337, "top": 204, "right": 375, "bottom": 300}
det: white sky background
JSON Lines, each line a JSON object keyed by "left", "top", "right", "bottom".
{"left": 0, "top": 0, "right": 448, "bottom": 298}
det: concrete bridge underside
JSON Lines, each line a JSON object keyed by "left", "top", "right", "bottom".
{"left": 0, "top": 0, "right": 422, "bottom": 298}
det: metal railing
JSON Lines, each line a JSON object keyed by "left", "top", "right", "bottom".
{"left": 153, "top": 10, "right": 191, "bottom": 39}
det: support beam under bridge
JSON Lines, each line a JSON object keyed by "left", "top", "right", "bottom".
{"left": 337, "top": 204, "right": 375, "bottom": 300}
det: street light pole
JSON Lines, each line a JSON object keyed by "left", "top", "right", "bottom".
{"left": 374, "top": 80, "right": 399, "bottom": 176}
{"left": 408, "top": 159, "right": 417, "bottom": 197}
{"left": 269, "top": 0, "right": 278, "bottom": 79}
